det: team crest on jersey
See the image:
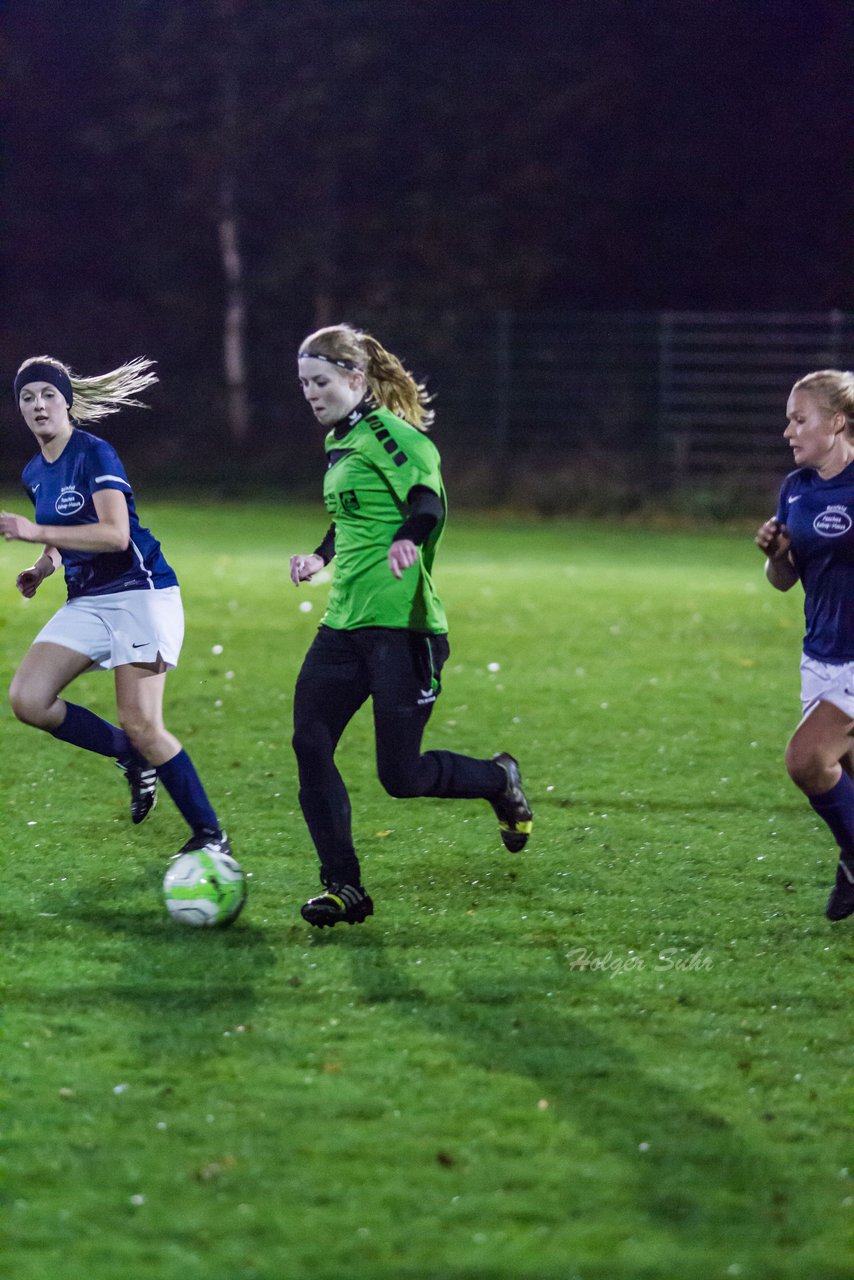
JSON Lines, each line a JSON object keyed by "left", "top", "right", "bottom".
{"left": 813, "top": 505, "right": 852, "bottom": 537}
{"left": 55, "top": 486, "right": 85, "bottom": 516}
{"left": 339, "top": 489, "right": 360, "bottom": 513}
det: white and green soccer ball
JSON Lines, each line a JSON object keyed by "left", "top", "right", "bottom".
{"left": 163, "top": 848, "right": 247, "bottom": 927}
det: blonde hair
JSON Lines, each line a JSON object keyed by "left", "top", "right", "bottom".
{"left": 792, "top": 369, "right": 854, "bottom": 434}
{"left": 299, "top": 324, "right": 434, "bottom": 430}
{"left": 16, "top": 355, "right": 158, "bottom": 424}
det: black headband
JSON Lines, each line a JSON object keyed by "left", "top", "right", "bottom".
{"left": 298, "top": 351, "right": 361, "bottom": 372}
{"left": 14, "top": 362, "right": 73, "bottom": 407}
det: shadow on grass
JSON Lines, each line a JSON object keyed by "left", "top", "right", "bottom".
{"left": 22, "top": 878, "right": 277, "bottom": 1055}
{"left": 314, "top": 928, "right": 794, "bottom": 1262}
{"left": 552, "top": 794, "right": 805, "bottom": 815}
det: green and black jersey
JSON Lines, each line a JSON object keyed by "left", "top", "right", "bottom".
{"left": 321, "top": 406, "right": 448, "bottom": 634}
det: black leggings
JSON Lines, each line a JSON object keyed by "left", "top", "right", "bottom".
{"left": 292, "top": 626, "right": 505, "bottom": 886}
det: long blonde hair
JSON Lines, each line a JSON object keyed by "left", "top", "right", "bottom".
{"left": 792, "top": 369, "right": 854, "bottom": 434}
{"left": 299, "top": 325, "right": 434, "bottom": 430}
{"left": 16, "top": 355, "right": 158, "bottom": 424}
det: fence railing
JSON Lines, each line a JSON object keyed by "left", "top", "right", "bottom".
{"left": 657, "top": 311, "right": 853, "bottom": 488}
{"left": 382, "top": 308, "right": 853, "bottom": 493}
{"left": 3, "top": 310, "right": 850, "bottom": 499}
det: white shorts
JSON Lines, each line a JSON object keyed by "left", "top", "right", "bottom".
{"left": 34, "top": 586, "right": 184, "bottom": 671}
{"left": 800, "top": 653, "right": 854, "bottom": 721}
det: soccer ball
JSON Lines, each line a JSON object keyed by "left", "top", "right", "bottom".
{"left": 163, "top": 848, "right": 247, "bottom": 927}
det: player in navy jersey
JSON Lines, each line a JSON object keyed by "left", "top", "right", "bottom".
{"left": 755, "top": 369, "right": 854, "bottom": 921}
{"left": 0, "top": 355, "right": 231, "bottom": 865}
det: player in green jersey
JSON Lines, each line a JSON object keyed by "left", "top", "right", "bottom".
{"left": 290, "top": 323, "right": 533, "bottom": 927}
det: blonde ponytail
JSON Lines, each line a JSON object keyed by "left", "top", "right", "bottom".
{"left": 16, "top": 355, "right": 158, "bottom": 424}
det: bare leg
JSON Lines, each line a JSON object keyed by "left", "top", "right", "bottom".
{"left": 787, "top": 699, "right": 854, "bottom": 920}
{"left": 9, "top": 641, "right": 95, "bottom": 729}
{"left": 114, "top": 659, "right": 181, "bottom": 766}
{"left": 116, "top": 660, "right": 220, "bottom": 837}
{"left": 785, "top": 699, "right": 854, "bottom": 795}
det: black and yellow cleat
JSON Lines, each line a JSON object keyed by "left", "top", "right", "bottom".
{"left": 490, "top": 752, "right": 533, "bottom": 852}
{"left": 301, "top": 883, "right": 374, "bottom": 928}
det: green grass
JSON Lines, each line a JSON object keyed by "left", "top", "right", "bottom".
{"left": 1, "top": 500, "right": 851, "bottom": 1280}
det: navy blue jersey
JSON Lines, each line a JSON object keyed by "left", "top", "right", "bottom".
{"left": 22, "top": 429, "right": 177, "bottom": 599}
{"left": 776, "top": 460, "right": 854, "bottom": 661}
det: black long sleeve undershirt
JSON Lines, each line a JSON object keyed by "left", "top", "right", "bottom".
{"left": 393, "top": 484, "right": 444, "bottom": 545}
{"left": 313, "top": 524, "right": 337, "bottom": 565}
{"left": 312, "top": 485, "right": 444, "bottom": 565}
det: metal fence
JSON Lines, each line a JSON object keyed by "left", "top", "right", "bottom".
{"left": 657, "top": 311, "right": 853, "bottom": 489}
{"left": 2, "top": 310, "right": 851, "bottom": 501}
{"left": 382, "top": 308, "right": 854, "bottom": 494}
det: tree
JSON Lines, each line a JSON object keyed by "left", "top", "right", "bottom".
{"left": 216, "top": 0, "right": 250, "bottom": 443}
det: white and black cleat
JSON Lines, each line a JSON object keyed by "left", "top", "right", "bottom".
{"left": 177, "top": 828, "right": 233, "bottom": 859}
{"left": 826, "top": 858, "right": 854, "bottom": 921}
{"left": 117, "top": 759, "right": 158, "bottom": 825}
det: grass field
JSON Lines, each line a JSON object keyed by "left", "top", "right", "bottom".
{"left": 1, "top": 500, "right": 851, "bottom": 1280}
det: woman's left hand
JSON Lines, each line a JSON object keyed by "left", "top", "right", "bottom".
{"left": 389, "top": 539, "right": 418, "bottom": 579}
{"left": 289, "top": 552, "right": 324, "bottom": 586}
{"left": 0, "top": 512, "right": 40, "bottom": 543}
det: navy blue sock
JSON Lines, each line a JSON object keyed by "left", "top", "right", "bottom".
{"left": 157, "top": 749, "right": 219, "bottom": 834}
{"left": 50, "top": 701, "right": 141, "bottom": 766}
{"left": 808, "top": 773, "right": 854, "bottom": 864}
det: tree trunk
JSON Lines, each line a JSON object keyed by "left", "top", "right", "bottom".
{"left": 218, "top": 181, "right": 250, "bottom": 444}
{"left": 217, "top": 0, "right": 250, "bottom": 444}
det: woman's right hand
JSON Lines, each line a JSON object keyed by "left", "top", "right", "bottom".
{"left": 754, "top": 518, "right": 791, "bottom": 561}
{"left": 16, "top": 564, "right": 48, "bottom": 598}
{"left": 289, "top": 553, "right": 325, "bottom": 586}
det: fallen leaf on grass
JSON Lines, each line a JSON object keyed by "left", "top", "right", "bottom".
{"left": 195, "top": 1155, "right": 237, "bottom": 1183}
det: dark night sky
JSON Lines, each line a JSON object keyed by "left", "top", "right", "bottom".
{"left": 1, "top": 0, "right": 851, "bottom": 461}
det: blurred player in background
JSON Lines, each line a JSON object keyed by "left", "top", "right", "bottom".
{"left": 290, "top": 323, "right": 532, "bottom": 927}
{"left": 1, "top": 355, "right": 230, "bottom": 862}
{"left": 755, "top": 369, "right": 854, "bottom": 920}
